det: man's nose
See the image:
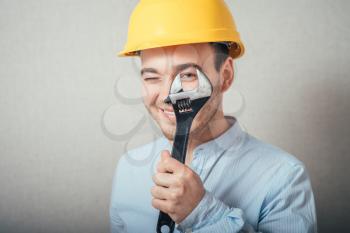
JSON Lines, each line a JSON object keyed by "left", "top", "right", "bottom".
{"left": 159, "top": 77, "right": 173, "bottom": 104}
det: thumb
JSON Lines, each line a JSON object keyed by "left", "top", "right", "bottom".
{"left": 161, "top": 150, "right": 171, "bottom": 161}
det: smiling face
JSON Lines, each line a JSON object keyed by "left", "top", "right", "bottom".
{"left": 139, "top": 43, "right": 233, "bottom": 141}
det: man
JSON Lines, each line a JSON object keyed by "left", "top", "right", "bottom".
{"left": 110, "top": 0, "right": 317, "bottom": 232}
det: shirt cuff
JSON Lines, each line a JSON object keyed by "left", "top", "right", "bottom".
{"left": 176, "top": 190, "right": 244, "bottom": 232}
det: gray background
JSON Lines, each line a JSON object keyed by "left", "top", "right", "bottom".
{"left": 0, "top": 0, "right": 349, "bottom": 232}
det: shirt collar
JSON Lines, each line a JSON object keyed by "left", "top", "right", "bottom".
{"left": 192, "top": 115, "right": 245, "bottom": 158}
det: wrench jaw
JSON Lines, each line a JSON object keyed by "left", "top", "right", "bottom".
{"left": 164, "top": 68, "right": 213, "bottom": 119}
{"left": 171, "top": 96, "right": 211, "bottom": 129}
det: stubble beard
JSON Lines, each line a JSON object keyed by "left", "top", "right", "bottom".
{"left": 146, "top": 105, "right": 176, "bottom": 140}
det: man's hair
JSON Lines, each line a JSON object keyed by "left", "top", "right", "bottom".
{"left": 208, "top": 42, "right": 230, "bottom": 72}
{"left": 137, "top": 42, "right": 231, "bottom": 72}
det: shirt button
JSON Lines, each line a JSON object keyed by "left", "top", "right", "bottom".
{"left": 194, "top": 148, "right": 203, "bottom": 156}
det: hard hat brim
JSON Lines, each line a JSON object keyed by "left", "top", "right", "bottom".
{"left": 117, "top": 40, "right": 245, "bottom": 59}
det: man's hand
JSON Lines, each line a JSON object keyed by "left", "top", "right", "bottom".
{"left": 151, "top": 150, "right": 205, "bottom": 223}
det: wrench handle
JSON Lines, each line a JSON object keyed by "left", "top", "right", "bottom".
{"left": 156, "top": 113, "right": 194, "bottom": 233}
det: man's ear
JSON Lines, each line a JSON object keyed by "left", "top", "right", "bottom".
{"left": 220, "top": 57, "right": 234, "bottom": 93}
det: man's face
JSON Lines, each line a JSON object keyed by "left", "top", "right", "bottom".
{"left": 139, "top": 43, "right": 225, "bottom": 141}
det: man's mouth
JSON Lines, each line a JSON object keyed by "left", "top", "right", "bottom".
{"left": 159, "top": 107, "right": 176, "bottom": 120}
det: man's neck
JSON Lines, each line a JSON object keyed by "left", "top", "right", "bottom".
{"left": 167, "top": 110, "right": 233, "bottom": 166}
{"left": 185, "top": 112, "right": 232, "bottom": 165}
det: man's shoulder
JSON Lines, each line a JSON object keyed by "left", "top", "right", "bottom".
{"left": 236, "top": 133, "right": 312, "bottom": 195}
{"left": 240, "top": 132, "right": 305, "bottom": 172}
{"left": 111, "top": 137, "right": 170, "bottom": 192}
{"left": 117, "top": 136, "right": 169, "bottom": 169}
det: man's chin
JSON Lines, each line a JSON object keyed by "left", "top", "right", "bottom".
{"left": 156, "top": 116, "right": 205, "bottom": 141}
{"left": 159, "top": 124, "right": 175, "bottom": 141}
{"left": 162, "top": 131, "right": 174, "bottom": 141}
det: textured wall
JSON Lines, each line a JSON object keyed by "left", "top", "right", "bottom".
{"left": 0, "top": 0, "right": 349, "bottom": 232}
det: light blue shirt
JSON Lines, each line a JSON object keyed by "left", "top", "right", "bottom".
{"left": 109, "top": 116, "right": 317, "bottom": 233}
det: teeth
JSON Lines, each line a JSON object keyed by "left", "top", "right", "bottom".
{"left": 164, "top": 110, "right": 175, "bottom": 115}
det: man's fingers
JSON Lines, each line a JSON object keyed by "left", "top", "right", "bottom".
{"left": 152, "top": 172, "right": 177, "bottom": 187}
{"left": 152, "top": 198, "right": 176, "bottom": 214}
{"left": 151, "top": 185, "right": 171, "bottom": 200}
{"left": 158, "top": 150, "right": 183, "bottom": 173}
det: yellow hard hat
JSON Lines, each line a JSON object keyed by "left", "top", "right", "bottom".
{"left": 118, "top": 0, "right": 245, "bottom": 59}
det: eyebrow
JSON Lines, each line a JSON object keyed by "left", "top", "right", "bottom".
{"left": 140, "top": 62, "right": 203, "bottom": 76}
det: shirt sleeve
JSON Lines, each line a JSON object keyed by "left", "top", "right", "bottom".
{"left": 109, "top": 156, "right": 128, "bottom": 233}
{"left": 258, "top": 163, "right": 317, "bottom": 233}
{"left": 176, "top": 163, "right": 317, "bottom": 233}
{"left": 176, "top": 190, "right": 246, "bottom": 233}
{"left": 110, "top": 206, "right": 128, "bottom": 233}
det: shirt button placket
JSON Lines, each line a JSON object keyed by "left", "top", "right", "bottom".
{"left": 191, "top": 150, "right": 203, "bottom": 176}
{"left": 190, "top": 153, "right": 197, "bottom": 170}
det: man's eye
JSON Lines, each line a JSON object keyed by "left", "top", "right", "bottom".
{"left": 143, "top": 77, "right": 160, "bottom": 82}
{"left": 180, "top": 73, "right": 197, "bottom": 81}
